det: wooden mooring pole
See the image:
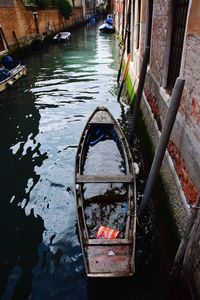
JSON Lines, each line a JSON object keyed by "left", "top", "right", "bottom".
{"left": 129, "top": 46, "right": 150, "bottom": 139}
{"left": 170, "top": 196, "right": 200, "bottom": 291}
{"left": 117, "top": 53, "right": 131, "bottom": 102}
{"left": 13, "top": 31, "right": 23, "bottom": 62}
{"left": 117, "top": 0, "right": 132, "bottom": 84}
{"left": 0, "top": 27, "right": 10, "bottom": 52}
{"left": 138, "top": 77, "right": 185, "bottom": 219}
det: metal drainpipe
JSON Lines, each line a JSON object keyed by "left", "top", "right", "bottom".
{"left": 138, "top": 77, "right": 185, "bottom": 219}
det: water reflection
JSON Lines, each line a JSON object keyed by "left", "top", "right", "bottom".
{"left": 0, "top": 90, "right": 45, "bottom": 300}
{"left": 0, "top": 22, "right": 172, "bottom": 300}
{"left": 0, "top": 23, "right": 120, "bottom": 300}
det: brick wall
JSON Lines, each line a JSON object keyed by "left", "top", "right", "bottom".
{"left": 145, "top": 0, "right": 200, "bottom": 206}
{"left": 150, "top": 0, "right": 172, "bottom": 85}
{"left": 0, "top": 0, "right": 83, "bottom": 51}
{"left": 114, "top": 0, "right": 200, "bottom": 293}
{"left": 114, "top": 0, "right": 200, "bottom": 207}
{"left": 0, "top": 0, "right": 14, "bottom": 7}
{"left": 181, "top": 34, "right": 200, "bottom": 143}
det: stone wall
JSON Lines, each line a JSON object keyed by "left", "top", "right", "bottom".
{"left": 146, "top": 0, "right": 200, "bottom": 207}
{"left": 114, "top": 0, "right": 200, "bottom": 294}
{"left": 0, "top": 0, "right": 83, "bottom": 52}
{"left": 115, "top": 0, "right": 200, "bottom": 218}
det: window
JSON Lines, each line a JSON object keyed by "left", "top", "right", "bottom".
{"left": 167, "top": 0, "right": 189, "bottom": 92}
{"left": 147, "top": 0, "right": 153, "bottom": 47}
{"left": 0, "top": 0, "right": 14, "bottom": 7}
{"left": 127, "top": 0, "right": 131, "bottom": 54}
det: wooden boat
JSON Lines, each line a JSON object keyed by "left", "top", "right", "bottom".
{"left": 53, "top": 32, "right": 71, "bottom": 42}
{"left": 98, "top": 16, "right": 115, "bottom": 34}
{"left": 98, "top": 24, "right": 115, "bottom": 34}
{"left": 75, "top": 106, "right": 137, "bottom": 277}
{"left": 0, "top": 64, "right": 26, "bottom": 93}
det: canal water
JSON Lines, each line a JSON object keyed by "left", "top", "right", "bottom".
{"left": 0, "top": 23, "right": 181, "bottom": 300}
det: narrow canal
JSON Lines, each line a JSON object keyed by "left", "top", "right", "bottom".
{"left": 0, "top": 23, "right": 179, "bottom": 300}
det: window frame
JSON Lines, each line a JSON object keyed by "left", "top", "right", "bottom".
{"left": 167, "top": 0, "right": 189, "bottom": 92}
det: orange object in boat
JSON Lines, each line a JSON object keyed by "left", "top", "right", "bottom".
{"left": 96, "top": 225, "right": 120, "bottom": 239}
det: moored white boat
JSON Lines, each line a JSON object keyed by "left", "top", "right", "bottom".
{"left": 98, "top": 23, "right": 115, "bottom": 34}
{"left": 53, "top": 32, "right": 71, "bottom": 42}
{"left": 98, "top": 16, "right": 115, "bottom": 34}
{"left": 0, "top": 64, "right": 27, "bottom": 93}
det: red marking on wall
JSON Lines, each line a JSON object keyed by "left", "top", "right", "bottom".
{"left": 191, "top": 97, "right": 200, "bottom": 124}
{"left": 145, "top": 91, "right": 162, "bottom": 131}
{"left": 145, "top": 90, "right": 199, "bottom": 204}
{"left": 168, "top": 141, "right": 199, "bottom": 204}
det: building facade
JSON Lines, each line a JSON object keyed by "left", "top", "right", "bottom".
{"left": 0, "top": 0, "right": 84, "bottom": 53}
{"left": 82, "top": 0, "right": 96, "bottom": 20}
{"left": 114, "top": 0, "right": 200, "bottom": 293}
{"left": 115, "top": 0, "right": 200, "bottom": 225}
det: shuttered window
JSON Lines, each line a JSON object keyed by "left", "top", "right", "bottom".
{"left": 136, "top": 0, "right": 141, "bottom": 49}
{"left": 0, "top": 0, "right": 14, "bottom": 7}
{"left": 147, "top": 0, "right": 153, "bottom": 47}
{"left": 167, "top": 0, "right": 189, "bottom": 92}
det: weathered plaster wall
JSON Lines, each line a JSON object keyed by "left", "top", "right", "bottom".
{"left": 176, "top": 32, "right": 200, "bottom": 193}
{"left": 187, "top": 0, "right": 200, "bottom": 35}
{"left": 176, "top": 1, "right": 200, "bottom": 201}
{"left": 142, "top": 0, "right": 200, "bottom": 207}
{"left": 115, "top": 0, "right": 200, "bottom": 210}
{"left": 114, "top": 0, "right": 200, "bottom": 295}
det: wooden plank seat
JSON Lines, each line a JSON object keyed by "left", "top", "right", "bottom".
{"left": 76, "top": 174, "right": 134, "bottom": 183}
{"left": 87, "top": 245, "right": 132, "bottom": 276}
{"left": 87, "top": 239, "right": 132, "bottom": 245}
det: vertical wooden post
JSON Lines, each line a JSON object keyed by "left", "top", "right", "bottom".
{"left": 117, "top": 53, "right": 132, "bottom": 102}
{"left": 170, "top": 196, "right": 200, "bottom": 289}
{"left": 127, "top": 0, "right": 132, "bottom": 54}
{"left": 129, "top": 46, "right": 150, "bottom": 138}
{"left": 0, "top": 27, "right": 10, "bottom": 52}
{"left": 33, "top": 12, "right": 39, "bottom": 34}
{"left": 12, "top": 31, "right": 23, "bottom": 62}
{"left": 117, "top": 0, "right": 132, "bottom": 84}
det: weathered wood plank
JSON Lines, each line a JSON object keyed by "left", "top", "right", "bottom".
{"left": 87, "top": 245, "right": 131, "bottom": 274}
{"left": 87, "top": 239, "right": 132, "bottom": 245}
{"left": 87, "top": 272, "right": 133, "bottom": 278}
{"left": 76, "top": 174, "right": 134, "bottom": 183}
{"left": 89, "top": 110, "right": 115, "bottom": 124}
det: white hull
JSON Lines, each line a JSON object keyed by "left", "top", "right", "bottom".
{"left": 0, "top": 65, "right": 27, "bottom": 92}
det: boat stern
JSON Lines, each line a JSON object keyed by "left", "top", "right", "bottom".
{"left": 85, "top": 243, "right": 134, "bottom": 278}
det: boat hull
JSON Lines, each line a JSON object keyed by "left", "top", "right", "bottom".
{"left": 75, "top": 107, "right": 137, "bottom": 277}
{"left": 0, "top": 65, "right": 26, "bottom": 92}
{"left": 86, "top": 242, "right": 133, "bottom": 277}
{"left": 98, "top": 24, "right": 115, "bottom": 34}
{"left": 53, "top": 32, "right": 71, "bottom": 42}
{"left": 99, "top": 27, "right": 115, "bottom": 34}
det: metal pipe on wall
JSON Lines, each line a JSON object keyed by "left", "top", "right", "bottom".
{"left": 138, "top": 77, "right": 185, "bottom": 219}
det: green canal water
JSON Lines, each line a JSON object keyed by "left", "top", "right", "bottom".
{"left": 0, "top": 23, "right": 183, "bottom": 300}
